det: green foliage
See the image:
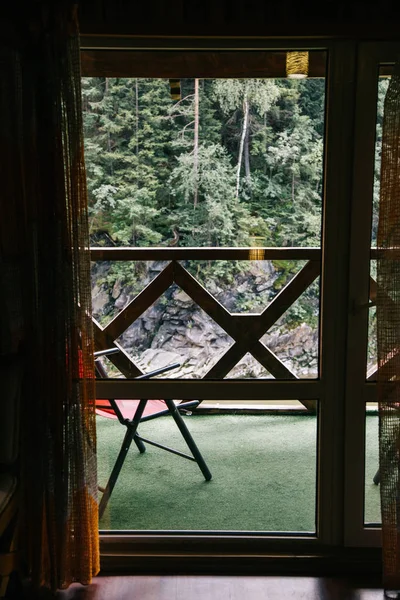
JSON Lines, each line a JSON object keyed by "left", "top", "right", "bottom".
{"left": 83, "top": 77, "right": 174, "bottom": 246}
{"left": 212, "top": 79, "right": 281, "bottom": 116}
{"left": 168, "top": 143, "right": 257, "bottom": 247}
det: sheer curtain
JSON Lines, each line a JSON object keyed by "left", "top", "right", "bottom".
{"left": 2, "top": 4, "right": 99, "bottom": 591}
{"left": 377, "top": 61, "right": 400, "bottom": 595}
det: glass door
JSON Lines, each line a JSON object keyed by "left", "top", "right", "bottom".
{"left": 84, "top": 52, "right": 326, "bottom": 534}
{"left": 344, "top": 41, "right": 400, "bottom": 547}
{"left": 81, "top": 37, "right": 376, "bottom": 555}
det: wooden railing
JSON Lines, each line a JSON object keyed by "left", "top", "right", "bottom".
{"left": 367, "top": 248, "right": 396, "bottom": 382}
{"left": 90, "top": 247, "right": 381, "bottom": 410}
{"left": 91, "top": 247, "right": 320, "bottom": 412}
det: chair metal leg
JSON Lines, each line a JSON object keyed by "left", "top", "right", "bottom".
{"left": 99, "top": 399, "right": 211, "bottom": 519}
{"left": 99, "top": 426, "right": 136, "bottom": 519}
{"left": 99, "top": 399, "right": 149, "bottom": 518}
{"left": 164, "top": 399, "right": 212, "bottom": 481}
{"left": 133, "top": 434, "right": 146, "bottom": 453}
{"left": 373, "top": 468, "right": 380, "bottom": 485}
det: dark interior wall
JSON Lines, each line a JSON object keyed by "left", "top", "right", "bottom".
{"left": 79, "top": 0, "right": 400, "bottom": 37}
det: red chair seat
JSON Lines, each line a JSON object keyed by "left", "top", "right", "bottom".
{"left": 96, "top": 399, "right": 170, "bottom": 420}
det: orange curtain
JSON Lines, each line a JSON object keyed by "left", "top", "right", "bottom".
{"left": 377, "top": 61, "right": 400, "bottom": 594}
{"left": 1, "top": 3, "right": 99, "bottom": 591}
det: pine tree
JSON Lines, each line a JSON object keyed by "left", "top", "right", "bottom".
{"left": 82, "top": 77, "right": 175, "bottom": 246}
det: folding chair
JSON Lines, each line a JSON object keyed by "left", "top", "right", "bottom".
{"left": 94, "top": 349, "right": 212, "bottom": 518}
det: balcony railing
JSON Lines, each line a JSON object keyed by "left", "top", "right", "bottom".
{"left": 91, "top": 247, "right": 381, "bottom": 411}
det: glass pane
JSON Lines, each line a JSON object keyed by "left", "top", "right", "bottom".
{"left": 86, "top": 54, "right": 324, "bottom": 533}
{"left": 367, "top": 305, "right": 377, "bottom": 380}
{"left": 371, "top": 74, "right": 390, "bottom": 248}
{"left": 97, "top": 404, "right": 318, "bottom": 532}
{"left": 367, "top": 68, "right": 391, "bottom": 378}
{"left": 364, "top": 67, "right": 393, "bottom": 526}
{"left": 83, "top": 74, "right": 326, "bottom": 249}
{"left": 367, "top": 260, "right": 377, "bottom": 380}
{"left": 364, "top": 403, "right": 381, "bottom": 525}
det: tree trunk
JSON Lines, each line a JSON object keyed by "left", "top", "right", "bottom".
{"left": 292, "top": 168, "right": 295, "bottom": 204}
{"left": 244, "top": 119, "right": 251, "bottom": 184}
{"left": 104, "top": 79, "right": 114, "bottom": 175}
{"left": 236, "top": 94, "right": 249, "bottom": 200}
{"left": 135, "top": 79, "right": 139, "bottom": 158}
{"left": 193, "top": 78, "right": 199, "bottom": 209}
{"left": 263, "top": 114, "right": 268, "bottom": 175}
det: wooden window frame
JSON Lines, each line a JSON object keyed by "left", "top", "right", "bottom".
{"left": 344, "top": 41, "right": 400, "bottom": 548}
{"left": 80, "top": 35, "right": 394, "bottom": 572}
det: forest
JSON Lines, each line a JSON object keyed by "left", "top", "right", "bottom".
{"left": 83, "top": 76, "right": 325, "bottom": 250}
{"left": 82, "top": 75, "right": 384, "bottom": 378}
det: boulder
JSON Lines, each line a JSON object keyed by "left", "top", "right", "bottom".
{"left": 91, "top": 284, "right": 110, "bottom": 316}
{"left": 139, "top": 348, "right": 182, "bottom": 372}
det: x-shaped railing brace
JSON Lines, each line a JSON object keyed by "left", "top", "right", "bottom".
{"left": 93, "top": 260, "right": 320, "bottom": 413}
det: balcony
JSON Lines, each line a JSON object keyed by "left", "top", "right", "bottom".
{"left": 92, "top": 246, "right": 381, "bottom": 532}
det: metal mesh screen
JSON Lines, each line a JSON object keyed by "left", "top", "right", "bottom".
{"left": 377, "top": 60, "right": 400, "bottom": 591}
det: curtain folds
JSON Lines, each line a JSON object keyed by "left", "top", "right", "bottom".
{"left": 1, "top": 4, "right": 99, "bottom": 591}
{"left": 377, "top": 61, "right": 400, "bottom": 594}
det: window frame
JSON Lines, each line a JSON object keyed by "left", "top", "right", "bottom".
{"left": 344, "top": 41, "right": 400, "bottom": 548}
{"left": 80, "top": 35, "right": 390, "bottom": 569}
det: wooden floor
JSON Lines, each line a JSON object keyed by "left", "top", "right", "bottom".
{"left": 28, "top": 575, "right": 383, "bottom": 600}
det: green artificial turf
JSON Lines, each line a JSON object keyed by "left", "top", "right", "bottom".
{"left": 365, "top": 414, "right": 381, "bottom": 524}
{"left": 96, "top": 413, "right": 381, "bottom": 532}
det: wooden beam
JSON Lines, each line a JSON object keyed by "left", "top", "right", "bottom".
{"left": 90, "top": 247, "right": 322, "bottom": 261}
{"left": 95, "top": 378, "right": 322, "bottom": 400}
{"left": 367, "top": 351, "right": 400, "bottom": 384}
{"left": 103, "top": 262, "right": 174, "bottom": 340}
{"left": 81, "top": 50, "right": 327, "bottom": 79}
{"left": 205, "top": 344, "right": 248, "bottom": 379}
{"left": 370, "top": 247, "right": 400, "bottom": 259}
{"left": 251, "top": 342, "right": 317, "bottom": 412}
{"left": 258, "top": 260, "right": 320, "bottom": 332}
{"left": 93, "top": 321, "right": 143, "bottom": 378}
{"left": 174, "top": 262, "right": 317, "bottom": 411}
{"left": 200, "top": 261, "right": 319, "bottom": 378}
{"left": 366, "top": 275, "right": 398, "bottom": 382}
{"left": 251, "top": 342, "right": 296, "bottom": 379}
{"left": 92, "top": 259, "right": 319, "bottom": 412}
{"left": 173, "top": 262, "right": 237, "bottom": 338}
{"left": 203, "top": 315, "right": 269, "bottom": 379}
{"left": 105, "top": 343, "right": 143, "bottom": 379}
